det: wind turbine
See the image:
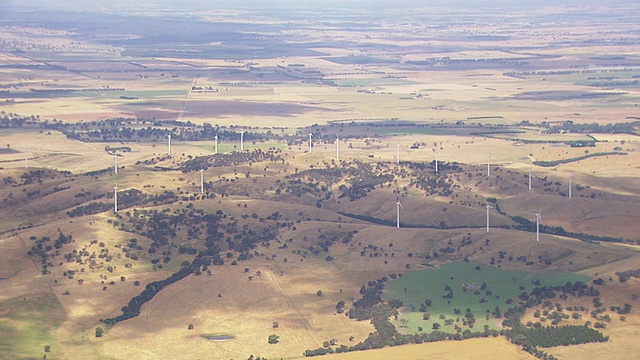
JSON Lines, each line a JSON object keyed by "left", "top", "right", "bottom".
{"left": 335, "top": 135, "right": 340, "bottom": 161}
{"left": 486, "top": 202, "right": 493, "bottom": 232}
{"left": 396, "top": 194, "right": 403, "bottom": 228}
{"left": 487, "top": 154, "right": 492, "bottom": 177}
{"left": 435, "top": 151, "right": 439, "bottom": 174}
{"left": 240, "top": 130, "right": 245, "bottom": 151}
{"left": 396, "top": 143, "right": 400, "bottom": 164}
{"left": 200, "top": 168, "right": 204, "bottom": 194}
{"left": 214, "top": 134, "right": 218, "bottom": 154}
{"left": 114, "top": 150, "right": 118, "bottom": 175}
{"left": 533, "top": 209, "right": 542, "bottom": 242}
{"left": 568, "top": 174, "right": 572, "bottom": 198}
{"left": 308, "top": 132, "right": 313, "bottom": 154}
{"left": 114, "top": 185, "right": 118, "bottom": 213}
{"left": 167, "top": 133, "right": 172, "bottom": 154}
{"left": 528, "top": 163, "right": 532, "bottom": 191}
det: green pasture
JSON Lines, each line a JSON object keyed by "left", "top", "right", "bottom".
{"left": 383, "top": 262, "right": 590, "bottom": 334}
{"left": 0, "top": 293, "right": 65, "bottom": 359}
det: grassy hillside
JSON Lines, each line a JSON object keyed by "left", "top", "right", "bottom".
{"left": 1, "top": 124, "right": 638, "bottom": 359}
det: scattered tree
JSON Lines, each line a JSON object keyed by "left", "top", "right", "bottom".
{"left": 268, "top": 334, "right": 280, "bottom": 344}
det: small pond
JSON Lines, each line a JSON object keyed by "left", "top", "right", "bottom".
{"left": 202, "top": 334, "right": 235, "bottom": 341}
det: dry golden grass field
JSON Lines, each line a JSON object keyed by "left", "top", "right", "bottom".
{"left": 1, "top": 1, "right": 640, "bottom": 359}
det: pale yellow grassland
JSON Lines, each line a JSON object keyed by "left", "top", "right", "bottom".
{"left": 590, "top": 134, "right": 640, "bottom": 143}
{"left": 100, "top": 264, "right": 375, "bottom": 360}
{"left": 318, "top": 337, "right": 536, "bottom": 360}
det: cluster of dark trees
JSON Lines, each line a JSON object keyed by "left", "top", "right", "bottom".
{"left": 533, "top": 151, "right": 626, "bottom": 167}
{"left": 67, "top": 189, "right": 177, "bottom": 217}
{"left": 20, "top": 169, "right": 72, "bottom": 185}
{"left": 0, "top": 112, "right": 40, "bottom": 127}
{"left": 281, "top": 178, "right": 329, "bottom": 201}
{"left": 510, "top": 215, "right": 628, "bottom": 244}
{"left": 83, "top": 168, "right": 113, "bottom": 177}
{"left": 519, "top": 282, "right": 600, "bottom": 304}
{"left": 520, "top": 345, "right": 558, "bottom": 360}
{"left": 609, "top": 303, "right": 633, "bottom": 315}
{"left": 101, "top": 260, "right": 195, "bottom": 324}
{"left": 410, "top": 172, "right": 453, "bottom": 196}
{"left": 181, "top": 148, "right": 284, "bottom": 172}
{"left": 0, "top": 170, "right": 72, "bottom": 189}
{"left": 615, "top": 268, "right": 640, "bottom": 282}
{"left": 120, "top": 206, "right": 275, "bottom": 255}
{"left": 405, "top": 161, "right": 460, "bottom": 196}
{"left": 26, "top": 233, "right": 75, "bottom": 274}
{"left": 347, "top": 278, "right": 391, "bottom": 320}
{"left": 545, "top": 120, "right": 640, "bottom": 135}
{"left": 39, "top": 117, "right": 294, "bottom": 144}
{"left": 67, "top": 202, "right": 112, "bottom": 217}
{"left": 328, "top": 161, "right": 393, "bottom": 201}
{"left": 338, "top": 212, "right": 395, "bottom": 227}
{"left": 104, "top": 146, "right": 132, "bottom": 153}
{"left": 496, "top": 282, "right": 609, "bottom": 359}
{"left": 506, "top": 325, "right": 608, "bottom": 347}
{"left": 338, "top": 174, "right": 394, "bottom": 201}
{"left": 283, "top": 160, "right": 391, "bottom": 203}
{"left": 287, "top": 166, "right": 348, "bottom": 188}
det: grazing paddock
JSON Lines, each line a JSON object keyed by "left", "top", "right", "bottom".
{"left": 384, "top": 262, "right": 590, "bottom": 333}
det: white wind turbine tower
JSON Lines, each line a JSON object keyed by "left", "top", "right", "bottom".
{"left": 335, "top": 135, "right": 340, "bottom": 161}
{"left": 308, "top": 132, "right": 313, "bottom": 154}
{"left": 487, "top": 154, "right": 492, "bottom": 177}
{"left": 200, "top": 168, "right": 204, "bottom": 194}
{"left": 167, "top": 133, "right": 172, "bottom": 154}
{"left": 568, "top": 174, "right": 572, "bottom": 198}
{"left": 214, "top": 134, "right": 218, "bottom": 154}
{"left": 533, "top": 209, "right": 542, "bottom": 242}
{"left": 114, "top": 185, "right": 118, "bottom": 213}
{"left": 240, "top": 130, "right": 245, "bottom": 151}
{"left": 396, "top": 194, "right": 403, "bottom": 228}
{"left": 486, "top": 202, "right": 493, "bottom": 232}
{"left": 435, "top": 151, "right": 439, "bottom": 174}
{"left": 396, "top": 143, "right": 400, "bottom": 164}
{"left": 114, "top": 150, "right": 118, "bottom": 175}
